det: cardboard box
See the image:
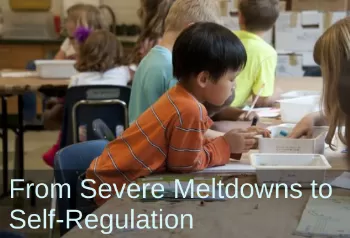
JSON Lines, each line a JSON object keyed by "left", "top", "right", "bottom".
{"left": 292, "top": 0, "right": 350, "bottom": 11}
{"left": 218, "top": 0, "right": 237, "bottom": 16}
{"left": 275, "top": 11, "right": 346, "bottom": 52}
{"left": 280, "top": 1, "right": 287, "bottom": 11}
{"left": 302, "top": 52, "right": 317, "bottom": 66}
{"left": 276, "top": 52, "right": 304, "bottom": 77}
{"left": 275, "top": 11, "right": 322, "bottom": 51}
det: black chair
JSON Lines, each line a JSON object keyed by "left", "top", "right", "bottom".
{"left": 54, "top": 140, "right": 108, "bottom": 236}
{"left": 303, "top": 66, "right": 322, "bottom": 77}
{"left": 60, "top": 85, "right": 131, "bottom": 149}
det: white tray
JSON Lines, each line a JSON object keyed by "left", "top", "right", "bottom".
{"left": 34, "top": 60, "right": 77, "bottom": 79}
{"left": 278, "top": 95, "right": 321, "bottom": 123}
{"left": 250, "top": 153, "right": 331, "bottom": 187}
{"left": 280, "top": 90, "right": 320, "bottom": 100}
{"left": 259, "top": 124, "right": 328, "bottom": 154}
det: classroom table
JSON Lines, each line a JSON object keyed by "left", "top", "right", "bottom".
{"left": 62, "top": 143, "right": 349, "bottom": 238}
{"left": 0, "top": 75, "right": 323, "bottom": 210}
{"left": 0, "top": 74, "right": 69, "bottom": 200}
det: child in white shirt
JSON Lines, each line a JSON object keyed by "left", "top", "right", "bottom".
{"left": 43, "top": 29, "right": 131, "bottom": 167}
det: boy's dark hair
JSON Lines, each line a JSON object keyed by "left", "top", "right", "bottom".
{"left": 239, "top": 0, "right": 279, "bottom": 32}
{"left": 173, "top": 22, "right": 247, "bottom": 81}
{"left": 75, "top": 30, "right": 124, "bottom": 72}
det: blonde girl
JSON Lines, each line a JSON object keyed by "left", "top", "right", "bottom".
{"left": 289, "top": 17, "right": 350, "bottom": 152}
{"left": 55, "top": 3, "right": 108, "bottom": 60}
{"left": 128, "top": 0, "right": 175, "bottom": 66}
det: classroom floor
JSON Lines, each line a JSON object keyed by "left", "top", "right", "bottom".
{"left": 0, "top": 130, "right": 59, "bottom": 237}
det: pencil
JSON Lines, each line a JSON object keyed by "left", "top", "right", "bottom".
{"left": 246, "top": 84, "right": 265, "bottom": 118}
{"left": 251, "top": 116, "right": 258, "bottom": 126}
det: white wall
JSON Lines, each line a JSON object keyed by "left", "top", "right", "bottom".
{"left": 0, "top": 0, "right": 140, "bottom": 24}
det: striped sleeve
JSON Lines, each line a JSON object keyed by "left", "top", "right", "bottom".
{"left": 166, "top": 111, "right": 230, "bottom": 172}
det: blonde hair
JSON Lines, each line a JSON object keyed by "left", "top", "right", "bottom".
{"left": 164, "top": 0, "right": 221, "bottom": 32}
{"left": 129, "top": 0, "right": 175, "bottom": 64}
{"left": 67, "top": 4, "right": 108, "bottom": 31}
{"left": 313, "top": 17, "right": 350, "bottom": 150}
{"left": 75, "top": 30, "right": 124, "bottom": 73}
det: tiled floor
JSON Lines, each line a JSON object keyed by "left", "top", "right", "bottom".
{"left": 0, "top": 130, "right": 60, "bottom": 237}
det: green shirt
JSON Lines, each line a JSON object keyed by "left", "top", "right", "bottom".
{"left": 129, "top": 45, "right": 177, "bottom": 124}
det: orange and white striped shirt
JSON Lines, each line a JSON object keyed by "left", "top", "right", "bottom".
{"left": 86, "top": 84, "right": 231, "bottom": 205}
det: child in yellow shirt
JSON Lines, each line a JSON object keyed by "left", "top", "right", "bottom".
{"left": 231, "top": 0, "right": 280, "bottom": 108}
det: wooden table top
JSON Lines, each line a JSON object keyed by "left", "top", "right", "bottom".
{"left": 0, "top": 73, "right": 322, "bottom": 95}
{"left": 0, "top": 74, "right": 69, "bottom": 94}
{"left": 63, "top": 146, "right": 349, "bottom": 238}
{"left": 63, "top": 125, "right": 349, "bottom": 238}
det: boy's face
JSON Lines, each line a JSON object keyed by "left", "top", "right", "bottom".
{"left": 202, "top": 70, "right": 237, "bottom": 107}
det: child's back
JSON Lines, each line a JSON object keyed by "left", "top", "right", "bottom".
{"left": 231, "top": 0, "right": 279, "bottom": 108}
{"left": 128, "top": 45, "right": 176, "bottom": 122}
{"left": 43, "top": 29, "right": 129, "bottom": 167}
{"left": 69, "top": 29, "right": 130, "bottom": 87}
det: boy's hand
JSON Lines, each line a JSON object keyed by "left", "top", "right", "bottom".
{"left": 223, "top": 127, "right": 271, "bottom": 153}
{"left": 238, "top": 111, "right": 259, "bottom": 121}
{"left": 246, "top": 126, "right": 271, "bottom": 138}
{"left": 223, "top": 130, "right": 258, "bottom": 154}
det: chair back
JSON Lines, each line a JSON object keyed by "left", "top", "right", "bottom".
{"left": 54, "top": 140, "right": 108, "bottom": 236}
{"left": 60, "top": 85, "right": 130, "bottom": 148}
{"left": 92, "top": 118, "right": 116, "bottom": 141}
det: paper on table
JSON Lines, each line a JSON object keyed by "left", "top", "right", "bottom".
{"left": 331, "top": 172, "right": 350, "bottom": 190}
{"left": 243, "top": 107, "right": 280, "bottom": 118}
{"left": 295, "top": 196, "right": 350, "bottom": 237}
{"left": 0, "top": 71, "right": 38, "bottom": 78}
{"left": 195, "top": 161, "right": 256, "bottom": 174}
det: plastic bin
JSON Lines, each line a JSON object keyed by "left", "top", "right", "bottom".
{"left": 280, "top": 90, "right": 320, "bottom": 100}
{"left": 278, "top": 95, "right": 321, "bottom": 123}
{"left": 250, "top": 153, "right": 331, "bottom": 187}
{"left": 34, "top": 60, "right": 77, "bottom": 78}
{"left": 259, "top": 124, "right": 328, "bottom": 154}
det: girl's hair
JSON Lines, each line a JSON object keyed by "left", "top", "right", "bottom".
{"left": 75, "top": 29, "right": 124, "bottom": 72}
{"left": 128, "top": 0, "right": 175, "bottom": 65}
{"left": 313, "top": 17, "right": 350, "bottom": 150}
{"left": 67, "top": 4, "right": 108, "bottom": 31}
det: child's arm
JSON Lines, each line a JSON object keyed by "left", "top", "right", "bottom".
{"left": 54, "top": 38, "right": 71, "bottom": 60}
{"left": 43, "top": 99, "right": 64, "bottom": 130}
{"left": 206, "top": 94, "right": 258, "bottom": 121}
{"left": 167, "top": 115, "right": 230, "bottom": 173}
{"left": 54, "top": 50, "right": 66, "bottom": 60}
{"left": 211, "top": 107, "right": 258, "bottom": 121}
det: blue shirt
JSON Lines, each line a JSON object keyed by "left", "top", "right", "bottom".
{"left": 129, "top": 45, "right": 177, "bottom": 124}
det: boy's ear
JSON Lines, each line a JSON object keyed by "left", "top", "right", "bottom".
{"left": 197, "top": 71, "right": 210, "bottom": 88}
{"left": 238, "top": 12, "right": 244, "bottom": 25}
{"left": 186, "top": 22, "right": 195, "bottom": 28}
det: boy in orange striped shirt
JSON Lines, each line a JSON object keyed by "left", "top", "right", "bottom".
{"left": 85, "top": 22, "right": 268, "bottom": 206}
